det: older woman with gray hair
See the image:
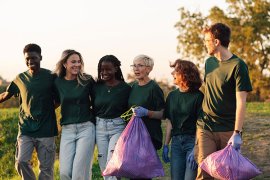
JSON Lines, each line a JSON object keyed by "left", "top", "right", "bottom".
{"left": 128, "top": 54, "right": 165, "bottom": 180}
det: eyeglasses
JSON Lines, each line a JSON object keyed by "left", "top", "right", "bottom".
{"left": 204, "top": 39, "right": 214, "bottom": 43}
{"left": 130, "top": 64, "right": 148, "bottom": 69}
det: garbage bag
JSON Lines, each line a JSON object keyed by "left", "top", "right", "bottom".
{"left": 200, "top": 144, "right": 262, "bottom": 180}
{"left": 102, "top": 116, "right": 165, "bottom": 178}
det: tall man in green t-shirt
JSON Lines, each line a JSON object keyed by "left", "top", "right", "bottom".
{"left": 0, "top": 44, "right": 58, "bottom": 180}
{"left": 195, "top": 23, "right": 252, "bottom": 179}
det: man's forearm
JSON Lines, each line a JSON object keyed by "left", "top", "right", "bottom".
{"left": 235, "top": 91, "right": 248, "bottom": 131}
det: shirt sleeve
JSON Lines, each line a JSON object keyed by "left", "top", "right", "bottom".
{"left": 152, "top": 84, "right": 165, "bottom": 111}
{"left": 6, "top": 81, "right": 19, "bottom": 97}
{"left": 195, "top": 92, "right": 204, "bottom": 118}
{"left": 235, "top": 60, "right": 252, "bottom": 92}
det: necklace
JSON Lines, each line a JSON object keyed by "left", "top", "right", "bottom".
{"left": 107, "top": 86, "right": 112, "bottom": 93}
{"left": 107, "top": 88, "right": 111, "bottom": 93}
{"left": 105, "top": 81, "right": 119, "bottom": 93}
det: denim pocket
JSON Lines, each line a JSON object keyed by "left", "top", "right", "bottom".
{"left": 62, "top": 123, "right": 74, "bottom": 130}
{"left": 183, "top": 134, "right": 195, "bottom": 143}
{"left": 96, "top": 117, "right": 103, "bottom": 126}
{"left": 112, "top": 118, "right": 125, "bottom": 126}
{"left": 80, "top": 121, "right": 91, "bottom": 128}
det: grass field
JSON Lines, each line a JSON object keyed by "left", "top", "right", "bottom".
{"left": 0, "top": 102, "right": 269, "bottom": 180}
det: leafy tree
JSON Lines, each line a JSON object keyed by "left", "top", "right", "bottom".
{"left": 175, "top": 7, "right": 206, "bottom": 64}
{"left": 175, "top": 0, "right": 270, "bottom": 101}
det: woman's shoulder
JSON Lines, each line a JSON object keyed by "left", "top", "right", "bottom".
{"left": 82, "top": 73, "right": 94, "bottom": 81}
{"left": 54, "top": 75, "right": 62, "bottom": 81}
{"left": 150, "top": 80, "right": 163, "bottom": 91}
{"left": 121, "top": 81, "right": 132, "bottom": 89}
{"left": 191, "top": 90, "right": 204, "bottom": 101}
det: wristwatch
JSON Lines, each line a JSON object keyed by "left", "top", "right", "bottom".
{"left": 234, "top": 130, "right": 242, "bottom": 136}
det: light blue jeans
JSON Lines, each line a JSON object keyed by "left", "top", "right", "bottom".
{"left": 96, "top": 117, "right": 126, "bottom": 180}
{"left": 60, "top": 121, "right": 95, "bottom": 180}
{"left": 171, "top": 134, "right": 197, "bottom": 180}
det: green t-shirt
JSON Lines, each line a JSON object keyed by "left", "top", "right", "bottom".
{"left": 197, "top": 55, "right": 252, "bottom": 132}
{"left": 165, "top": 89, "right": 203, "bottom": 136}
{"left": 93, "top": 81, "right": 131, "bottom": 119}
{"left": 6, "top": 68, "right": 58, "bottom": 137}
{"left": 54, "top": 77, "right": 95, "bottom": 125}
{"left": 128, "top": 80, "right": 165, "bottom": 150}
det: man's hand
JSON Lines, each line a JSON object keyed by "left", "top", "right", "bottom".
{"left": 228, "top": 131, "right": 242, "bottom": 151}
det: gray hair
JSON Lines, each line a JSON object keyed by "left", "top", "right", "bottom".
{"left": 133, "top": 54, "right": 154, "bottom": 68}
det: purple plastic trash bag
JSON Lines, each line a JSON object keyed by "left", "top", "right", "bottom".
{"left": 200, "top": 144, "right": 262, "bottom": 180}
{"left": 102, "top": 116, "right": 165, "bottom": 179}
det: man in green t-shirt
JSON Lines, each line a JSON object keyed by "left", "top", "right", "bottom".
{"left": 0, "top": 44, "right": 57, "bottom": 180}
{"left": 195, "top": 23, "right": 252, "bottom": 179}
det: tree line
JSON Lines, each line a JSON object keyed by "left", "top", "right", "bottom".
{"left": 175, "top": 0, "right": 270, "bottom": 101}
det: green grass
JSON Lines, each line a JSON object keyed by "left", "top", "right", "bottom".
{"left": 246, "top": 102, "right": 270, "bottom": 116}
{"left": 1, "top": 102, "right": 270, "bottom": 179}
{"left": 0, "top": 108, "right": 19, "bottom": 179}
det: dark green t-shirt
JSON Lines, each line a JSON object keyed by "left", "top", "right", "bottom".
{"left": 93, "top": 81, "right": 131, "bottom": 119}
{"left": 197, "top": 55, "right": 252, "bottom": 132}
{"left": 54, "top": 77, "right": 95, "bottom": 125}
{"left": 6, "top": 68, "right": 58, "bottom": 138}
{"left": 165, "top": 89, "right": 203, "bottom": 136}
{"left": 128, "top": 80, "right": 165, "bottom": 150}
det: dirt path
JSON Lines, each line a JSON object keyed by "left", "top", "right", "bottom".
{"left": 241, "top": 115, "right": 270, "bottom": 179}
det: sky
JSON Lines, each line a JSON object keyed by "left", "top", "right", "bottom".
{"left": 0, "top": 0, "right": 227, "bottom": 82}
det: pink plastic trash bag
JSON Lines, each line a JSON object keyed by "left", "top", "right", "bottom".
{"left": 102, "top": 116, "right": 165, "bottom": 179}
{"left": 200, "top": 144, "right": 262, "bottom": 180}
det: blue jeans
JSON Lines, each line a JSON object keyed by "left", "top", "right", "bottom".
{"left": 60, "top": 121, "right": 95, "bottom": 180}
{"left": 171, "top": 134, "right": 197, "bottom": 180}
{"left": 96, "top": 117, "right": 126, "bottom": 180}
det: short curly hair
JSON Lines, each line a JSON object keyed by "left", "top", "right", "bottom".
{"left": 170, "top": 59, "right": 202, "bottom": 92}
{"left": 133, "top": 54, "right": 154, "bottom": 69}
{"left": 23, "top": 43, "right": 41, "bottom": 54}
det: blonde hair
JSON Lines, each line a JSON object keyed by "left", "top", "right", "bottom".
{"left": 54, "top": 49, "right": 92, "bottom": 86}
{"left": 133, "top": 54, "right": 154, "bottom": 69}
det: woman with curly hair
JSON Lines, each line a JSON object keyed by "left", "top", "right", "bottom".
{"left": 162, "top": 59, "right": 203, "bottom": 180}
